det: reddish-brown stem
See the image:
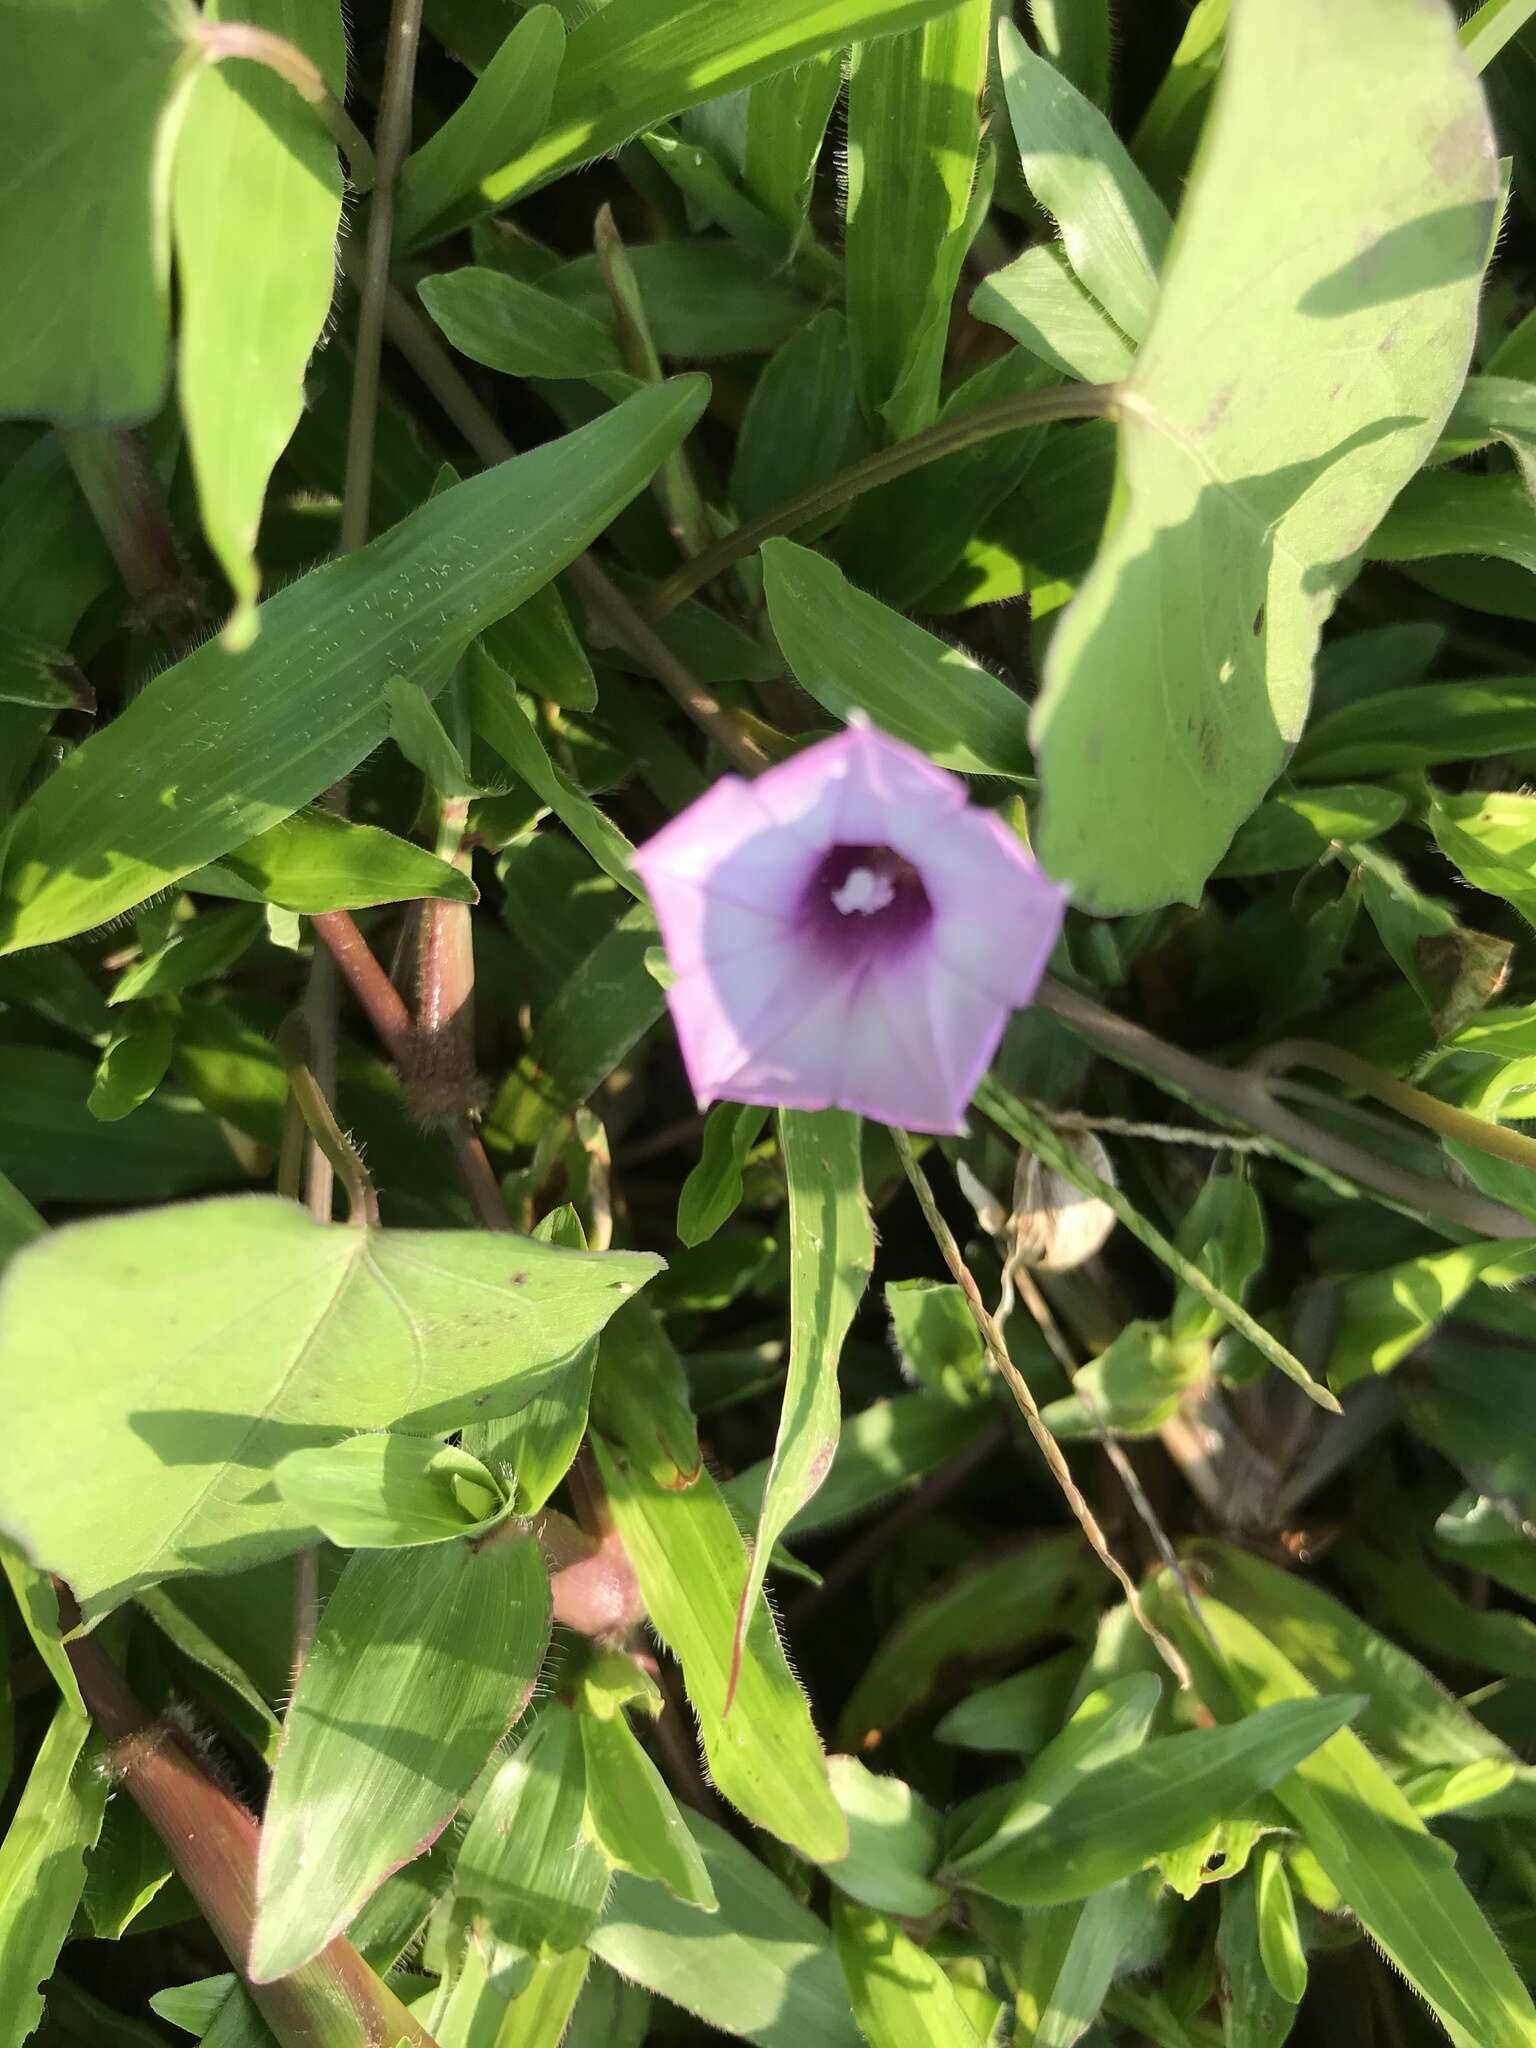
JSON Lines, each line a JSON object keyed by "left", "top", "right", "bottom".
{"left": 310, "top": 909, "right": 512, "bottom": 1230}
{"left": 311, "top": 910, "right": 413, "bottom": 1066}
{"left": 62, "top": 1624, "right": 437, "bottom": 2048}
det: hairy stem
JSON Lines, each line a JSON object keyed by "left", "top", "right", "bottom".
{"left": 644, "top": 384, "right": 1117, "bottom": 618}
{"left": 892, "top": 1129, "right": 1193, "bottom": 1692}
{"left": 276, "top": 1015, "right": 379, "bottom": 1226}
{"left": 62, "top": 1621, "right": 438, "bottom": 2048}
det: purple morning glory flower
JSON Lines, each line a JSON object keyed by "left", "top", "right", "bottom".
{"left": 633, "top": 722, "right": 1067, "bottom": 1134}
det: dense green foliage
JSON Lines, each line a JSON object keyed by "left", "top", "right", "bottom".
{"left": 3, "top": 1, "right": 1536, "bottom": 2044}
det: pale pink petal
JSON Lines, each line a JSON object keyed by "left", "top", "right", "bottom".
{"left": 639, "top": 871, "right": 788, "bottom": 978}
{"left": 667, "top": 938, "right": 826, "bottom": 1105}
{"left": 921, "top": 808, "right": 1067, "bottom": 1005}
{"left": 638, "top": 719, "right": 1067, "bottom": 1130}
{"left": 833, "top": 950, "right": 975, "bottom": 1132}
{"left": 632, "top": 775, "right": 818, "bottom": 914}
{"left": 828, "top": 723, "right": 968, "bottom": 846}
{"left": 921, "top": 957, "right": 1022, "bottom": 1117}
{"left": 704, "top": 964, "right": 861, "bottom": 1113}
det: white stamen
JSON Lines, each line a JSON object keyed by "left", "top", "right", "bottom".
{"left": 831, "top": 866, "right": 896, "bottom": 916}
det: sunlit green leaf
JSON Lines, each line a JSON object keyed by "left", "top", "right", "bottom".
{"left": 0, "top": 379, "right": 707, "bottom": 952}
{"left": 588, "top": 1811, "right": 862, "bottom": 2048}
{"left": 732, "top": 1110, "right": 871, "bottom": 1695}
{"left": 174, "top": 0, "right": 344, "bottom": 645}
{"left": 0, "top": 0, "right": 197, "bottom": 424}
{"left": 253, "top": 1529, "right": 549, "bottom": 1978}
{"left": 470, "top": 0, "right": 963, "bottom": 215}
{"left": 0, "top": 1701, "right": 107, "bottom": 2048}
{"left": 1029, "top": 0, "right": 1497, "bottom": 911}
{"left": 396, "top": 5, "right": 564, "bottom": 249}
{"left": 0, "top": 1193, "right": 661, "bottom": 1618}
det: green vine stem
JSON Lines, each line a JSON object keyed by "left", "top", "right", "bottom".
{"left": 1247, "top": 1036, "right": 1536, "bottom": 1185}
{"left": 275, "top": 1016, "right": 379, "bottom": 1227}
{"left": 644, "top": 382, "right": 1118, "bottom": 618}
{"left": 1037, "top": 977, "right": 1532, "bottom": 1241}
{"left": 195, "top": 19, "right": 376, "bottom": 190}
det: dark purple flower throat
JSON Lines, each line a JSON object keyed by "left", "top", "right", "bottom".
{"left": 800, "top": 842, "right": 933, "bottom": 955}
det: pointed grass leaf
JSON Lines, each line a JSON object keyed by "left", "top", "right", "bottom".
{"left": 467, "top": 0, "right": 966, "bottom": 217}
{"left": 998, "top": 24, "right": 1170, "bottom": 343}
{"left": 0, "top": 1044, "right": 237, "bottom": 1207}
{"left": 742, "top": 52, "right": 844, "bottom": 235}
{"left": 726, "top": 1390, "right": 993, "bottom": 1541}
{"left": 396, "top": 6, "right": 564, "bottom": 250}
{"left": 1296, "top": 681, "right": 1536, "bottom": 779}
{"left": 1028, "top": 0, "right": 1498, "bottom": 912}
{"left": 0, "top": 1539, "right": 85, "bottom": 1717}
{"left": 467, "top": 648, "right": 641, "bottom": 895}
{"left": 677, "top": 1103, "right": 770, "bottom": 1246}
{"left": 492, "top": 905, "right": 666, "bottom": 1145}
{"left": 845, "top": 0, "right": 990, "bottom": 435}
{"left": 1187, "top": 1541, "right": 1513, "bottom": 1772}
{"left": 272, "top": 1433, "right": 509, "bottom": 1548}
{"left": 1218, "top": 1862, "right": 1300, "bottom": 2047}
{"left": 731, "top": 313, "right": 873, "bottom": 528}
{"left": 88, "top": 1013, "right": 177, "bottom": 1124}
{"left": 832, "top": 1898, "right": 985, "bottom": 2048}
{"left": 174, "top": 0, "right": 345, "bottom": 646}
{"left": 1145, "top": 1578, "right": 1536, "bottom": 2048}
{"left": 591, "top": 1431, "right": 846, "bottom": 1862}
{"left": 763, "top": 540, "right": 1035, "bottom": 777}
{"left": 0, "top": 1700, "right": 108, "bottom": 2048}
{"left": 0, "top": 1193, "right": 661, "bottom": 1619}
{"left": 0, "top": 378, "right": 708, "bottom": 952}
{"left": 418, "top": 266, "right": 630, "bottom": 389}
{"left": 109, "top": 904, "right": 263, "bottom": 1006}
{"left": 1429, "top": 787, "right": 1536, "bottom": 933}
{"left": 969, "top": 243, "right": 1135, "bottom": 384}
{"left": 950, "top": 1696, "right": 1361, "bottom": 1905}
{"left": 944, "top": 1674, "right": 1162, "bottom": 1870}
{"left": 825, "top": 1757, "right": 947, "bottom": 1919}
{"left": 1028, "top": 1877, "right": 1163, "bottom": 2048}
{"left": 934, "top": 1650, "right": 1081, "bottom": 1758}
{"left": 730, "top": 1110, "right": 872, "bottom": 1701}
{"left": 455, "top": 1699, "right": 609, "bottom": 1958}
{"left": 588, "top": 1810, "right": 863, "bottom": 2048}
{"left": 1328, "top": 1238, "right": 1536, "bottom": 1392}
{"left": 0, "top": 0, "right": 198, "bottom": 425}
{"left": 187, "top": 808, "right": 478, "bottom": 913}
{"left": 251, "top": 1529, "right": 550, "bottom": 1978}
{"left": 580, "top": 1692, "right": 717, "bottom": 1912}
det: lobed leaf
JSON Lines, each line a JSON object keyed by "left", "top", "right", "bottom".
{"left": 0, "top": 1192, "right": 661, "bottom": 1618}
